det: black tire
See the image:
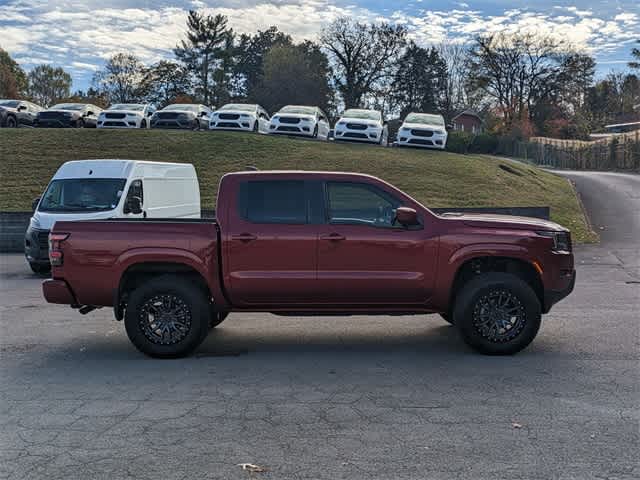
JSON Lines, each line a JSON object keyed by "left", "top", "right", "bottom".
{"left": 192, "top": 120, "right": 200, "bottom": 131}
{"left": 140, "top": 120, "right": 146, "bottom": 129}
{"left": 253, "top": 121, "right": 259, "bottom": 133}
{"left": 124, "top": 275, "right": 210, "bottom": 358}
{"left": 209, "top": 310, "right": 229, "bottom": 329}
{"left": 312, "top": 125, "right": 318, "bottom": 138}
{"left": 76, "top": 119, "right": 85, "bottom": 128}
{"left": 453, "top": 272, "right": 541, "bottom": 355}
{"left": 29, "top": 262, "right": 51, "bottom": 275}
{"left": 6, "top": 116, "right": 17, "bottom": 128}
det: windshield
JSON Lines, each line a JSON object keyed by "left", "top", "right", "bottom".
{"left": 109, "top": 104, "right": 144, "bottom": 111}
{"left": 279, "top": 106, "right": 315, "bottom": 115}
{"left": 405, "top": 113, "right": 444, "bottom": 126}
{"left": 50, "top": 103, "right": 85, "bottom": 111}
{"left": 163, "top": 104, "right": 198, "bottom": 111}
{"left": 343, "top": 109, "right": 380, "bottom": 120}
{"left": 0, "top": 100, "right": 19, "bottom": 108}
{"left": 219, "top": 104, "right": 255, "bottom": 112}
{"left": 39, "top": 178, "right": 127, "bottom": 213}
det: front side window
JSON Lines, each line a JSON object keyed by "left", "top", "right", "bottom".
{"left": 327, "top": 182, "right": 400, "bottom": 227}
{"left": 239, "top": 181, "right": 307, "bottom": 224}
{"left": 123, "top": 179, "right": 143, "bottom": 213}
{"left": 39, "top": 178, "right": 126, "bottom": 212}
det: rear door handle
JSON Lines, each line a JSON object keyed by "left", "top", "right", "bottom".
{"left": 232, "top": 233, "right": 257, "bottom": 242}
{"left": 320, "top": 233, "right": 346, "bottom": 241}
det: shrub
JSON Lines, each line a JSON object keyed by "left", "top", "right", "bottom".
{"left": 468, "top": 134, "right": 499, "bottom": 154}
{"left": 446, "top": 131, "right": 474, "bottom": 153}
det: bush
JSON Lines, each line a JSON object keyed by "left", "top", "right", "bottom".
{"left": 446, "top": 131, "right": 474, "bottom": 153}
{"left": 468, "top": 134, "right": 499, "bottom": 154}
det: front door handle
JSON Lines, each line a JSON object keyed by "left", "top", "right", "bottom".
{"left": 320, "top": 233, "right": 346, "bottom": 241}
{"left": 232, "top": 233, "right": 257, "bottom": 242}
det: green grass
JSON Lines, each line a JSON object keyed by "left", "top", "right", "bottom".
{"left": 0, "top": 128, "right": 597, "bottom": 242}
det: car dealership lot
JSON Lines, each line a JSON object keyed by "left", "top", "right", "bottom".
{"left": 1, "top": 171, "right": 638, "bottom": 479}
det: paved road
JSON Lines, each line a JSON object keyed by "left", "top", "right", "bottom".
{"left": 1, "top": 172, "right": 638, "bottom": 480}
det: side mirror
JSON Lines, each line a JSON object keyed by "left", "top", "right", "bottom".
{"left": 18, "top": 105, "right": 27, "bottom": 111}
{"left": 86, "top": 111, "right": 95, "bottom": 116}
{"left": 125, "top": 196, "right": 142, "bottom": 215}
{"left": 200, "top": 111, "right": 207, "bottom": 117}
{"left": 31, "top": 196, "right": 41, "bottom": 212}
{"left": 395, "top": 207, "right": 419, "bottom": 226}
{"left": 148, "top": 111, "right": 154, "bottom": 116}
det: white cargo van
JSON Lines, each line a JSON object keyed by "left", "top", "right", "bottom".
{"left": 25, "top": 159, "right": 200, "bottom": 273}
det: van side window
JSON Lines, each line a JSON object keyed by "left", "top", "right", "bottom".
{"left": 327, "top": 182, "right": 400, "bottom": 228}
{"left": 238, "top": 181, "right": 306, "bottom": 224}
{"left": 124, "top": 180, "right": 143, "bottom": 213}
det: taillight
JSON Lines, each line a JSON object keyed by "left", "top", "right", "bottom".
{"left": 48, "top": 233, "right": 69, "bottom": 266}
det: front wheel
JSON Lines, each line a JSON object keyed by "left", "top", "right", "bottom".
{"left": 76, "top": 119, "right": 85, "bottom": 128}
{"left": 6, "top": 116, "right": 17, "bottom": 128}
{"left": 453, "top": 273, "right": 541, "bottom": 355}
{"left": 29, "top": 262, "right": 51, "bottom": 275}
{"left": 140, "top": 120, "right": 147, "bottom": 129}
{"left": 124, "top": 275, "right": 210, "bottom": 358}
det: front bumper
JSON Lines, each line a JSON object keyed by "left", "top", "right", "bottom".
{"left": 334, "top": 124, "right": 382, "bottom": 143}
{"left": 36, "top": 117, "right": 75, "bottom": 128}
{"left": 24, "top": 226, "right": 50, "bottom": 266}
{"left": 210, "top": 119, "right": 254, "bottom": 131}
{"left": 269, "top": 120, "right": 315, "bottom": 136}
{"left": 98, "top": 117, "right": 142, "bottom": 128}
{"left": 397, "top": 129, "right": 447, "bottom": 149}
{"left": 543, "top": 269, "right": 576, "bottom": 313}
{"left": 151, "top": 116, "right": 196, "bottom": 129}
{"left": 43, "top": 279, "right": 77, "bottom": 305}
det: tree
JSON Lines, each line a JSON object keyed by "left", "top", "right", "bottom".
{"left": 437, "top": 43, "right": 481, "bottom": 121}
{"left": 234, "top": 26, "right": 293, "bottom": 100}
{"left": 629, "top": 40, "right": 640, "bottom": 70}
{"left": 469, "top": 32, "right": 565, "bottom": 131}
{"left": 26, "top": 65, "right": 72, "bottom": 106}
{"left": 0, "top": 47, "right": 27, "bottom": 98}
{"left": 391, "top": 42, "right": 447, "bottom": 118}
{"left": 139, "top": 61, "right": 192, "bottom": 107}
{"left": 174, "top": 10, "right": 232, "bottom": 105}
{"left": 252, "top": 42, "right": 332, "bottom": 113}
{"left": 92, "top": 53, "right": 145, "bottom": 103}
{"left": 320, "top": 17, "right": 407, "bottom": 109}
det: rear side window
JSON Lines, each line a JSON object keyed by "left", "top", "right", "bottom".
{"left": 239, "top": 181, "right": 307, "bottom": 224}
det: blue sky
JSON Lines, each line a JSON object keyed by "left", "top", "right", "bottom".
{"left": 1, "top": 0, "right": 638, "bottom": 92}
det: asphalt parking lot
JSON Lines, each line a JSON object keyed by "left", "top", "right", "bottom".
{"left": 0, "top": 171, "right": 638, "bottom": 480}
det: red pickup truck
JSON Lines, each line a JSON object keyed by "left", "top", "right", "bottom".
{"left": 43, "top": 170, "right": 575, "bottom": 358}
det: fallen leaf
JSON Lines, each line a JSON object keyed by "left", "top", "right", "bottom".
{"left": 238, "top": 463, "right": 267, "bottom": 473}
{"left": 512, "top": 422, "right": 523, "bottom": 429}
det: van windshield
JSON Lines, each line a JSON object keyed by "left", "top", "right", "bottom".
{"left": 39, "top": 178, "right": 127, "bottom": 212}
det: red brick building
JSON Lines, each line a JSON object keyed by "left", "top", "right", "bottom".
{"left": 451, "top": 110, "right": 483, "bottom": 134}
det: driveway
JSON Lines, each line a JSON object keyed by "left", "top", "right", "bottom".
{"left": 0, "top": 171, "right": 638, "bottom": 480}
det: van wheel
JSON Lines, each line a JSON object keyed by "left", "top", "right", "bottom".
{"left": 453, "top": 273, "right": 541, "bottom": 355}
{"left": 209, "top": 310, "right": 229, "bottom": 329}
{"left": 124, "top": 275, "right": 209, "bottom": 358}
{"left": 29, "top": 262, "right": 51, "bottom": 275}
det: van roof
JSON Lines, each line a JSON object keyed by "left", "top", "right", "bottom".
{"left": 53, "top": 159, "right": 193, "bottom": 180}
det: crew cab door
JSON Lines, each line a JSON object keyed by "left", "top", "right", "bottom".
{"left": 316, "top": 181, "right": 436, "bottom": 305}
{"left": 223, "top": 179, "right": 321, "bottom": 305}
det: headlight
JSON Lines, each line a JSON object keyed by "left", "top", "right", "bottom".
{"left": 30, "top": 216, "right": 40, "bottom": 229}
{"left": 435, "top": 130, "right": 445, "bottom": 135}
{"left": 272, "top": 116, "right": 279, "bottom": 121}
{"left": 368, "top": 123, "right": 378, "bottom": 128}
{"left": 536, "top": 231, "right": 571, "bottom": 252}
{"left": 337, "top": 122, "right": 346, "bottom": 126}
{"left": 301, "top": 117, "right": 312, "bottom": 122}
{"left": 63, "top": 112, "right": 73, "bottom": 117}
{"left": 240, "top": 113, "right": 250, "bottom": 118}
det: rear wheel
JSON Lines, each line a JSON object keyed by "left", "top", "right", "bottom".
{"left": 453, "top": 273, "right": 541, "bottom": 355}
{"left": 124, "top": 275, "right": 210, "bottom": 358}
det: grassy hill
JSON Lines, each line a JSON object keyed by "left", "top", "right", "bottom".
{"left": 0, "top": 129, "right": 596, "bottom": 242}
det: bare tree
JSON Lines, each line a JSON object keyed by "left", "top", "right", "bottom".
{"left": 320, "top": 17, "right": 406, "bottom": 109}
{"left": 437, "top": 43, "right": 480, "bottom": 120}
{"left": 92, "top": 53, "right": 145, "bottom": 104}
{"left": 469, "top": 32, "right": 565, "bottom": 127}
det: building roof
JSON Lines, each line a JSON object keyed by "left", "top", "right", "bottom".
{"left": 451, "top": 110, "right": 482, "bottom": 122}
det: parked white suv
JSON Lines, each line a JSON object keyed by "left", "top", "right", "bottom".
{"left": 334, "top": 109, "right": 388, "bottom": 145}
{"left": 397, "top": 113, "right": 448, "bottom": 149}
{"left": 268, "top": 105, "right": 330, "bottom": 139}
{"left": 209, "top": 104, "right": 270, "bottom": 133}
{"left": 97, "top": 103, "right": 156, "bottom": 129}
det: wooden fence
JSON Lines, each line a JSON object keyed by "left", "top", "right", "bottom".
{"left": 496, "top": 131, "right": 640, "bottom": 171}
